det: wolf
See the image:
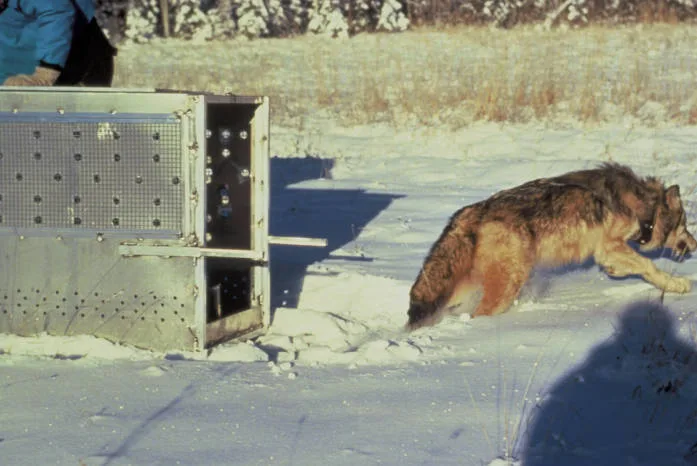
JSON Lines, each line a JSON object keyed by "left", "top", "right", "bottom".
{"left": 407, "top": 163, "right": 697, "bottom": 330}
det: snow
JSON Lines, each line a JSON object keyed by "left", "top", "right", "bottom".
{"left": 3, "top": 119, "right": 697, "bottom": 465}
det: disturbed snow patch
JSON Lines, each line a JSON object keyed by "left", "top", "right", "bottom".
{"left": 249, "top": 272, "right": 445, "bottom": 366}
{"left": 0, "top": 333, "right": 156, "bottom": 361}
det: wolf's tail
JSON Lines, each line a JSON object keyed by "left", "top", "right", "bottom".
{"left": 407, "top": 207, "right": 479, "bottom": 330}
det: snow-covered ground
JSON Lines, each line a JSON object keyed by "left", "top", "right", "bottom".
{"left": 4, "top": 119, "right": 697, "bottom": 465}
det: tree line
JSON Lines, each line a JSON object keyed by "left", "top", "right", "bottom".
{"left": 96, "top": 0, "right": 697, "bottom": 41}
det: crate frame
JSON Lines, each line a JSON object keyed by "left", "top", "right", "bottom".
{"left": 0, "top": 88, "right": 270, "bottom": 352}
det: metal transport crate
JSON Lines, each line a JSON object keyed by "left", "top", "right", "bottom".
{"left": 0, "top": 88, "right": 271, "bottom": 352}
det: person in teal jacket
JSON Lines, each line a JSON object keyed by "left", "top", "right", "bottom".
{"left": 0, "top": 0, "right": 116, "bottom": 86}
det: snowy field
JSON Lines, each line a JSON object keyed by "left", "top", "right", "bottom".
{"left": 3, "top": 116, "right": 697, "bottom": 465}
{"left": 114, "top": 26, "right": 697, "bottom": 128}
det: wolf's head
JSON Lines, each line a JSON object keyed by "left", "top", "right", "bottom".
{"left": 642, "top": 185, "right": 697, "bottom": 259}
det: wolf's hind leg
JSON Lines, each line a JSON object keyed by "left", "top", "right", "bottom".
{"left": 472, "top": 225, "right": 533, "bottom": 317}
{"left": 473, "top": 262, "right": 529, "bottom": 317}
{"left": 596, "top": 241, "right": 692, "bottom": 294}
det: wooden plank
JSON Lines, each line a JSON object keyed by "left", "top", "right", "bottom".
{"left": 206, "top": 307, "right": 265, "bottom": 347}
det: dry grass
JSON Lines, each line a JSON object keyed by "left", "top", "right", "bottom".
{"left": 114, "top": 24, "right": 697, "bottom": 128}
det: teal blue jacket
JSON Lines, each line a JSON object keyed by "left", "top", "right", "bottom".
{"left": 0, "top": 0, "right": 95, "bottom": 83}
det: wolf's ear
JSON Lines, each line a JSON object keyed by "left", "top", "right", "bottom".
{"left": 665, "top": 185, "right": 682, "bottom": 210}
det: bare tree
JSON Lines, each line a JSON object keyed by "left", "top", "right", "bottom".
{"left": 160, "top": 0, "right": 170, "bottom": 36}
{"left": 218, "top": 0, "right": 234, "bottom": 24}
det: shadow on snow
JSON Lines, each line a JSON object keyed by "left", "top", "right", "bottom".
{"left": 269, "top": 156, "right": 403, "bottom": 313}
{"left": 519, "top": 300, "right": 697, "bottom": 466}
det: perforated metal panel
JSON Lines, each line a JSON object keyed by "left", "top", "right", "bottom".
{"left": 0, "top": 118, "right": 183, "bottom": 235}
{"left": 0, "top": 89, "right": 270, "bottom": 352}
{"left": 0, "top": 236, "right": 197, "bottom": 347}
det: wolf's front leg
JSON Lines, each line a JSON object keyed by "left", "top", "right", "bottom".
{"left": 596, "top": 242, "right": 691, "bottom": 294}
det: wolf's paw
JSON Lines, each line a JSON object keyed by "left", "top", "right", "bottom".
{"left": 664, "top": 276, "right": 692, "bottom": 294}
{"left": 604, "top": 265, "right": 628, "bottom": 278}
